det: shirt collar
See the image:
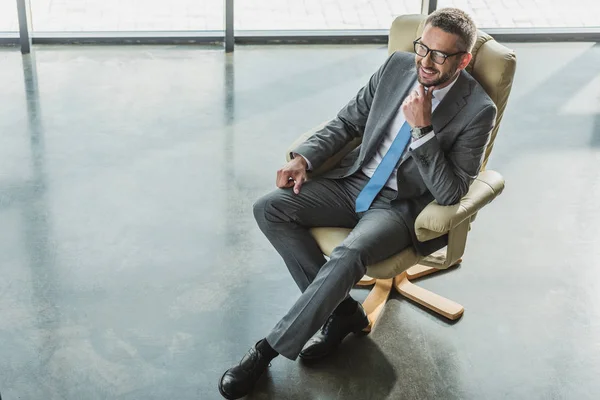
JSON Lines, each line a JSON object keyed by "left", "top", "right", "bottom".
{"left": 429, "top": 74, "right": 460, "bottom": 102}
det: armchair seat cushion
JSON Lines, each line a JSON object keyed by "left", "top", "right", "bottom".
{"left": 310, "top": 227, "right": 422, "bottom": 279}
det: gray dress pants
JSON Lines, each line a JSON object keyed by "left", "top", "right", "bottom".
{"left": 253, "top": 171, "right": 412, "bottom": 360}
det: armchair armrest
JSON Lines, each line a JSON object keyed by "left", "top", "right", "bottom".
{"left": 286, "top": 122, "right": 327, "bottom": 162}
{"left": 286, "top": 121, "right": 361, "bottom": 177}
{"left": 415, "top": 170, "right": 505, "bottom": 242}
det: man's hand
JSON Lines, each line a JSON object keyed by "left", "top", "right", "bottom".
{"left": 402, "top": 84, "right": 434, "bottom": 128}
{"left": 276, "top": 156, "right": 308, "bottom": 194}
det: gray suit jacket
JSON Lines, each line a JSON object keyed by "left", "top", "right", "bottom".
{"left": 293, "top": 51, "right": 497, "bottom": 256}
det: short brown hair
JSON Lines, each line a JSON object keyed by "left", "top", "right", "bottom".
{"left": 425, "top": 8, "right": 477, "bottom": 53}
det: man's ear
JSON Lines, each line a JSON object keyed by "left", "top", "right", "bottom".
{"left": 458, "top": 53, "right": 472, "bottom": 70}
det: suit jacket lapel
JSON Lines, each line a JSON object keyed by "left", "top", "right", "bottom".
{"left": 398, "top": 71, "right": 471, "bottom": 168}
{"left": 363, "top": 67, "right": 417, "bottom": 161}
{"left": 379, "top": 69, "right": 417, "bottom": 136}
{"left": 431, "top": 70, "right": 471, "bottom": 133}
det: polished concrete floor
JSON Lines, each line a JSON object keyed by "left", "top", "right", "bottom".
{"left": 0, "top": 42, "right": 599, "bottom": 400}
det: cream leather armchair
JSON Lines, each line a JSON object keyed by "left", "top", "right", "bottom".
{"left": 286, "top": 14, "right": 516, "bottom": 328}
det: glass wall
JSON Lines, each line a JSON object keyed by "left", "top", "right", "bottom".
{"left": 236, "top": 0, "right": 422, "bottom": 30}
{"left": 28, "top": 0, "right": 224, "bottom": 32}
{"left": 439, "top": 0, "right": 600, "bottom": 29}
{"left": 0, "top": 0, "right": 19, "bottom": 32}
{"left": 2, "top": 0, "right": 598, "bottom": 37}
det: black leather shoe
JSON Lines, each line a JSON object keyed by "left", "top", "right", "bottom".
{"left": 218, "top": 342, "right": 271, "bottom": 399}
{"left": 299, "top": 303, "right": 369, "bottom": 362}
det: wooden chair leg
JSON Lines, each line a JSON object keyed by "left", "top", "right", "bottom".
{"left": 406, "top": 259, "right": 462, "bottom": 280}
{"left": 394, "top": 274, "right": 464, "bottom": 320}
{"left": 405, "top": 265, "right": 440, "bottom": 280}
{"left": 356, "top": 274, "right": 376, "bottom": 286}
{"left": 361, "top": 278, "right": 393, "bottom": 332}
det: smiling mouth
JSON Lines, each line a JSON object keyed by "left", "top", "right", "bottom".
{"left": 420, "top": 66, "right": 438, "bottom": 77}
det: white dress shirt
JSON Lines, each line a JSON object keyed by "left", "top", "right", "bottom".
{"left": 296, "top": 76, "right": 459, "bottom": 191}
{"left": 361, "top": 77, "right": 458, "bottom": 190}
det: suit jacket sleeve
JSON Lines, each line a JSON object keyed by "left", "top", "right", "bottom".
{"left": 410, "top": 104, "right": 497, "bottom": 206}
{"left": 291, "top": 53, "right": 395, "bottom": 171}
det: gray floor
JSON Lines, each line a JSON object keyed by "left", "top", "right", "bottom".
{"left": 0, "top": 41, "right": 599, "bottom": 400}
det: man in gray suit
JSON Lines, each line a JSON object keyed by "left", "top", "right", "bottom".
{"left": 219, "top": 8, "right": 496, "bottom": 399}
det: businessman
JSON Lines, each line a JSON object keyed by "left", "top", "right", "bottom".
{"left": 219, "top": 8, "right": 496, "bottom": 399}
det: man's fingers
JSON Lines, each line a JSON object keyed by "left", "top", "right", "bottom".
{"left": 291, "top": 173, "right": 307, "bottom": 194}
{"left": 426, "top": 85, "right": 436, "bottom": 99}
{"left": 418, "top": 84, "right": 426, "bottom": 98}
{"left": 284, "top": 177, "right": 295, "bottom": 188}
{"left": 277, "top": 169, "right": 306, "bottom": 192}
{"left": 276, "top": 170, "right": 292, "bottom": 188}
{"left": 294, "top": 179, "right": 302, "bottom": 194}
{"left": 293, "top": 178, "right": 304, "bottom": 194}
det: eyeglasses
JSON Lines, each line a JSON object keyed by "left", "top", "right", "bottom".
{"left": 413, "top": 38, "right": 467, "bottom": 65}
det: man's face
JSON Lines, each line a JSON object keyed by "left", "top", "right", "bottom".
{"left": 414, "top": 25, "right": 470, "bottom": 88}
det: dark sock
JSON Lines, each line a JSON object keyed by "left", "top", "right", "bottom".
{"left": 334, "top": 297, "right": 358, "bottom": 316}
{"left": 256, "top": 338, "right": 279, "bottom": 360}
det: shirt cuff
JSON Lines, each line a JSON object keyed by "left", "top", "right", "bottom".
{"left": 291, "top": 152, "right": 313, "bottom": 171}
{"left": 410, "top": 132, "right": 435, "bottom": 150}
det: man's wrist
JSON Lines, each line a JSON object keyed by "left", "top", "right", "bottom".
{"left": 410, "top": 124, "right": 433, "bottom": 140}
{"left": 410, "top": 131, "right": 435, "bottom": 150}
{"left": 292, "top": 153, "right": 309, "bottom": 169}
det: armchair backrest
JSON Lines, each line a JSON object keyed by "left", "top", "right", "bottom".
{"left": 388, "top": 14, "right": 517, "bottom": 170}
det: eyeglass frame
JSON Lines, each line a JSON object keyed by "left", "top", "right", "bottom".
{"left": 413, "top": 38, "right": 468, "bottom": 65}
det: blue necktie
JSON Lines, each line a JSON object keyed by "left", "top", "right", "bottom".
{"left": 355, "top": 121, "right": 411, "bottom": 212}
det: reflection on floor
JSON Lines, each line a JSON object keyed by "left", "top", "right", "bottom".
{"left": 0, "top": 42, "right": 599, "bottom": 399}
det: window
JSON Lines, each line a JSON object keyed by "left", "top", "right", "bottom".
{"left": 236, "top": 0, "right": 422, "bottom": 30}
{"left": 438, "top": 0, "right": 600, "bottom": 29}
{"left": 29, "top": 0, "right": 224, "bottom": 32}
{"left": 0, "top": 0, "right": 19, "bottom": 32}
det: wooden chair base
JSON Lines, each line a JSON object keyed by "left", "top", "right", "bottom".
{"left": 357, "top": 275, "right": 377, "bottom": 286}
{"left": 359, "top": 263, "right": 464, "bottom": 331}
